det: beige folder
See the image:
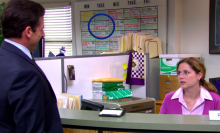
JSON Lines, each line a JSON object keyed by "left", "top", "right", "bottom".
{"left": 126, "top": 33, "right": 133, "bottom": 51}
{"left": 145, "top": 38, "right": 163, "bottom": 58}
{"left": 133, "top": 33, "right": 138, "bottom": 51}
{"left": 124, "top": 36, "right": 128, "bottom": 52}
{"left": 136, "top": 35, "right": 142, "bottom": 52}
{"left": 135, "top": 33, "right": 146, "bottom": 52}
{"left": 140, "top": 35, "right": 154, "bottom": 52}
{"left": 61, "top": 94, "right": 82, "bottom": 110}
{"left": 56, "top": 95, "right": 68, "bottom": 108}
{"left": 57, "top": 98, "right": 63, "bottom": 108}
{"left": 120, "top": 36, "right": 124, "bottom": 52}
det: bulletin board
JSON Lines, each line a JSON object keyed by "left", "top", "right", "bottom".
{"left": 74, "top": 0, "right": 167, "bottom": 55}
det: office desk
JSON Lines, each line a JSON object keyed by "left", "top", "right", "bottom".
{"left": 59, "top": 108, "right": 220, "bottom": 133}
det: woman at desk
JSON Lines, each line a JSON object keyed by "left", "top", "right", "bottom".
{"left": 160, "top": 57, "right": 220, "bottom": 115}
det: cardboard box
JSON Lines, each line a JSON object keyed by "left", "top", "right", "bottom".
{"left": 159, "top": 54, "right": 201, "bottom": 75}
{"left": 159, "top": 75, "right": 181, "bottom": 100}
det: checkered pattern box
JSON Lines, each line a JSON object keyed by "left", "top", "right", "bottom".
{"left": 131, "top": 52, "right": 145, "bottom": 79}
{"left": 159, "top": 54, "right": 202, "bottom": 75}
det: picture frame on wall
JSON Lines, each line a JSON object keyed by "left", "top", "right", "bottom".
{"left": 209, "top": 0, "right": 220, "bottom": 54}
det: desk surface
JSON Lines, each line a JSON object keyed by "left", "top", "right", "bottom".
{"left": 59, "top": 108, "right": 220, "bottom": 132}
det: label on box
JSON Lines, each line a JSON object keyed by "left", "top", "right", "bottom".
{"left": 93, "top": 91, "right": 105, "bottom": 99}
{"left": 160, "top": 58, "right": 179, "bottom": 75}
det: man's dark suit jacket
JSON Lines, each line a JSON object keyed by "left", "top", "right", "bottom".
{"left": 0, "top": 41, "right": 63, "bottom": 133}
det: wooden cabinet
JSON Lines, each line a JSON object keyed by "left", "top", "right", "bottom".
{"left": 63, "top": 128, "right": 131, "bottom": 133}
{"left": 156, "top": 100, "right": 163, "bottom": 114}
{"left": 63, "top": 128, "right": 97, "bottom": 133}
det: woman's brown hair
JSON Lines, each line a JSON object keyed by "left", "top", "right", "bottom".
{"left": 176, "top": 57, "right": 218, "bottom": 93}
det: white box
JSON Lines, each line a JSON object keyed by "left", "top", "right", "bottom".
{"left": 159, "top": 54, "right": 202, "bottom": 75}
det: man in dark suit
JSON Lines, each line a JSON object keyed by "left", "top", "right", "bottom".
{"left": 0, "top": 0, "right": 63, "bottom": 132}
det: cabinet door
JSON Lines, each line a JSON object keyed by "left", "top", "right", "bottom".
{"left": 63, "top": 128, "right": 98, "bottom": 133}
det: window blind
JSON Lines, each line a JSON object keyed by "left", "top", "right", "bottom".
{"left": 44, "top": 5, "right": 72, "bottom": 57}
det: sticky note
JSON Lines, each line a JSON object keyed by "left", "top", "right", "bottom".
{"left": 122, "top": 62, "right": 128, "bottom": 70}
{"left": 123, "top": 72, "right": 127, "bottom": 80}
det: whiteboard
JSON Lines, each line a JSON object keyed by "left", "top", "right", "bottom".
{"left": 36, "top": 59, "right": 62, "bottom": 95}
{"left": 74, "top": 0, "right": 167, "bottom": 55}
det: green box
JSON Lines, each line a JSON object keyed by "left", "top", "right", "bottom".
{"left": 93, "top": 82, "right": 123, "bottom": 88}
{"left": 159, "top": 54, "right": 202, "bottom": 75}
{"left": 93, "top": 89, "right": 133, "bottom": 100}
{"left": 102, "top": 89, "right": 133, "bottom": 100}
{"left": 93, "top": 86, "right": 125, "bottom": 91}
{"left": 160, "top": 58, "right": 179, "bottom": 75}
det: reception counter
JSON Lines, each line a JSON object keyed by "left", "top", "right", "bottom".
{"left": 59, "top": 108, "right": 220, "bottom": 132}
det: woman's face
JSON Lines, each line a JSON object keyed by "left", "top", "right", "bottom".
{"left": 177, "top": 62, "right": 202, "bottom": 90}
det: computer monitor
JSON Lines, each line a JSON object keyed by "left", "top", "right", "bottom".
{"left": 32, "top": 37, "right": 44, "bottom": 58}
{"left": 209, "top": 77, "right": 220, "bottom": 95}
{"left": 81, "top": 99, "right": 104, "bottom": 111}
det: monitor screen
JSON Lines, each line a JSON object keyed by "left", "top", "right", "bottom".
{"left": 209, "top": 0, "right": 220, "bottom": 54}
{"left": 81, "top": 99, "right": 104, "bottom": 111}
{"left": 32, "top": 37, "right": 44, "bottom": 57}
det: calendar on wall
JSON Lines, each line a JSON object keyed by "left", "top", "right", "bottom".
{"left": 80, "top": 7, "right": 158, "bottom": 55}
{"left": 74, "top": 0, "right": 167, "bottom": 55}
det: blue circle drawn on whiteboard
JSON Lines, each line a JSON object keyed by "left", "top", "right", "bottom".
{"left": 88, "top": 13, "right": 115, "bottom": 39}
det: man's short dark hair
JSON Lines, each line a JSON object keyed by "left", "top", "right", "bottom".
{"left": 1, "top": 0, "right": 45, "bottom": 38}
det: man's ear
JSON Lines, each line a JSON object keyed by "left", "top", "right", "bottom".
{"left": 24, "top": 26, "right": 33, "bottom": 38}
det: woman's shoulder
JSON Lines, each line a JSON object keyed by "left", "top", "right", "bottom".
{"left": 208, "top": 91, "right": 220, "bottom": 100}
{"left": 164, "top": 90, "right": 179, "bottom": 99}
